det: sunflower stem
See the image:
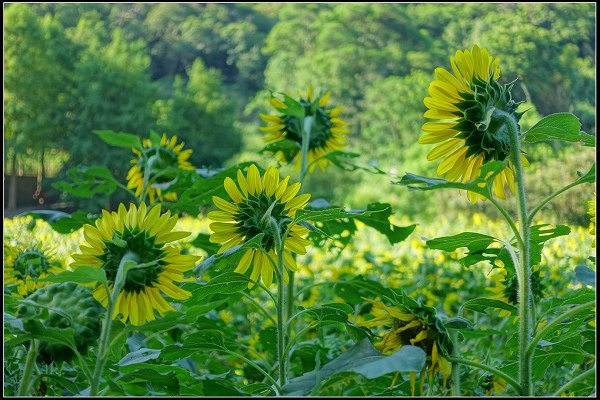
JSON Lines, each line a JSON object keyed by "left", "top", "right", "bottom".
{"left": 497, "top": 110, "right": 533, "bottom": 396}
{"left": 270, "top": 219, "right": 288, "bottom": 387}
{"left": 139, "top": 154, "right": 156, "bottom": 204}
{"left": 450, "top": 330, "right": 461, "bottom": 396}
{"left": 90, "top": 252, "right": 136, "bottom": 395}
{"left": 17, "top": 339, "right": 38, "bottom": 396}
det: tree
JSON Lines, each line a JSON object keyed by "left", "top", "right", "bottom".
{"left": 153, "top": 58, "right": 242, "bottom": 167}
{"left": 4, "top": 4, "right": 69, "bottom": 209}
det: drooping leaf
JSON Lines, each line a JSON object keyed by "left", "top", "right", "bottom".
{"left": 355, "top": 203, "right": 416, "bottom": 245}
{"left": 395, "top": 160, "right": 507, "bottom": 198}
{"left": 282, "top": 338, "right": 425, "bottom": 395}
{"left": 94, "top": 130, "right": 142, "bottom": 149}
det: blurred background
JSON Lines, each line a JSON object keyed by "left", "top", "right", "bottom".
{"left": 4, "top": 3, "right": 596, "bottom": 224}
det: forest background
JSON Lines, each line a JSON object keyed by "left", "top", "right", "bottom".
{"left": 4, "top": 3, "right": 596, "bottom": 224}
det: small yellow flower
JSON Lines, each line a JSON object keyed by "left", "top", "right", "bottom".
{"left": 260, "top": 85, "right": 348, "bottom": 172}
{"left": 208, "top": 164, "right": 312, "bottom": 287}
{"left": 127, "top": 133, "right": 195, "bottom": 203}
{"left": 419, "top": 45, "right": 528, "bottom": 203}
{"left": 71, "top": 202, "right": 201, "bottom": 326}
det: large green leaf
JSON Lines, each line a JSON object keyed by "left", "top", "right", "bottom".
{"left": 298, "top": 303, "right": 354, "bottom": 324}
{"left": 523, "top": 113, "right": 594, "bottom": 146}
{"left": 184, "top": 273, "right": 250, "bottom": 305}
{"left": 355, "top": 203, "right": 416, "bottom": 245}
{"left": 282, "top": 338, "right": 425, "bottom": 395}
{"left": 160, "top": 329, "right": 237, "bottom": 361}
{"left": 52, "top": 166, "right": 118, "bottom": 199}
{"left": 94, "top": 130, "right": 142, "bottom": 149}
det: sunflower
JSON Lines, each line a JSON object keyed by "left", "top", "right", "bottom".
{"left": 208, "top": 164, "right": 312, "bottom": 287}
{"left": 4, "top": 245, "right": 64, "bottom": 297}
{"left": 127, "top": 133, "right": 195, "bottom": 203}
{"left": 419, "top": 44, "right": 529, "bottom": 203}
{"left": 588, "top": 194, "right": 596, "bottom": 247}
{"left": 358, "top": 298, "right": 452, "bottom": 393}
{"left": 70, "top": 202, "right": 201, "bottom": 326}
{"left": 259, "top": 85, "right": 349, "bottom": 172}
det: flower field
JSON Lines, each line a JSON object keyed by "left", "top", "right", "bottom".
{"left": 4, "top": 4, "right": 596, "bottom": 397}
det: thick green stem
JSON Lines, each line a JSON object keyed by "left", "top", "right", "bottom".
{"left": 270, "top": 220, "right": 287, "bottom": 387}
{"left": 498, "top": 110, "right": 533, "bottom": 396}
{"left": 90, "top": 252, "right": 136, "bottom": 395}
{"left": 449, "top": 331, "right": 461, "bottom": 396}
{"left": 287, "top": 115, "right": 314, "bottom": 324}
{"left": 447, "top": 357, "right": 520, "bottom": 393}
{"left": 17, "top": 339, "right": 38, "bottom": 396}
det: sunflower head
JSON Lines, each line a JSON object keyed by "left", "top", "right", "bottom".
{"left": 4, "top": 245, "right": 64, "bottom": 297}
{"left": 419, "top": 45, "right": 528, "bottom": 203}
{"left": 127, "top": 133, "right": 195, "bottom": 203}
{"left": 208, "top": 164, "right": 312, "bottom": 287}
{"left": 18, "top": 282, "right": 104, "bottom": 363}
{"left": 260, "top": 85, "right": 348, "bottom": 172}
{"left": 358, "top": 298, "right": 453, "bottom": 388}
{"left": 71, "top": 202, "right": 201, "bottom": 326}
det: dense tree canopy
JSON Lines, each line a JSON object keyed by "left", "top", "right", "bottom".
{"left": 4, "top": 3, "right": 595, "bottom": 220}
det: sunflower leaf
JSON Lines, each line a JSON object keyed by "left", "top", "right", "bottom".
{"left": 523, "top": 113, "right": 594, "bottom": 146}
{"left": 52, "top": 165, "right": 118, "bottom": 199}
{"left": 94, "top": 130, "right": 142, "bottom": 149}
{"left": 395, "top": 160, "right": 507, "bottom": 198}
{"left": 259, "top": 139, "right": 300, "bottom": 162}
{"left": 193, "top": 233, "right": 265, "bottom": 277}
{"left": 461, "top": 297, "right": 517, "bottom": 316}
{"left": 167, "top": 162, "right": 259, "bottom": 216}
{"left": 282, "top": 338, "right": 425, "bottom": 395}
